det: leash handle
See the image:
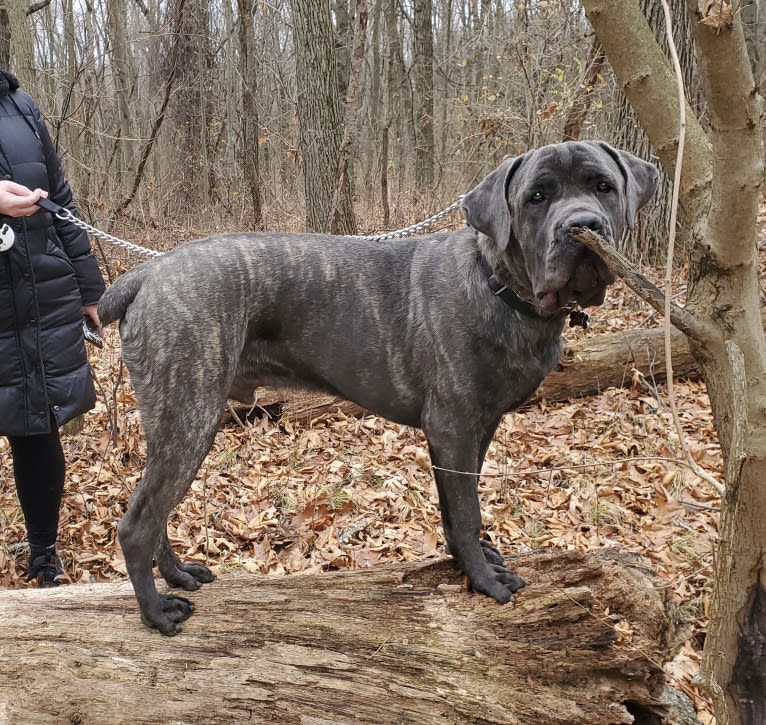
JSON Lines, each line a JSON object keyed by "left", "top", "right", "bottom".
{"left": 36, "top": 195, "right": 67, "bottom": 216}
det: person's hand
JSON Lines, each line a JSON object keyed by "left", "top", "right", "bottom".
{"left": 82, "top": 304, "right": 102, "bottom": 335}
{"left": 0, "top": 180, "right": 48, "bottom": 217}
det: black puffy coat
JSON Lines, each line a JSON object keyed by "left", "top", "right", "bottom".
{"left": 0, "top": 71, "right": 105, "bottom": 436}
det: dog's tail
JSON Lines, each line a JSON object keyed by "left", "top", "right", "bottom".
{"left": 98, "top": 266, "right": 147, "bottom": 326}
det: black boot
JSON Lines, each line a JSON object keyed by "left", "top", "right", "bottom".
{"left": 27, "top": 546, "right": 64, "bottom": 587}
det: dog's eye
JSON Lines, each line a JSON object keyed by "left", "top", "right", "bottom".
{"left": 529, "top": 191, "right": 545, "bottom": 204}
{"left": 596, "top": 181, "right": 612, "bottom": 193}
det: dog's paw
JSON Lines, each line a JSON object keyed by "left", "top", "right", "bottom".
{"left": 479, "top": 539, "right": 505, "bottom": 566}
{"left": 477, "top": 540, "right": 526, "bottom": 596}
{"left": 489, "top": 564, "right": 526, "bottom": 594}
{"left": 141, "top": 593, "right": 196, "bottom": 635}
{"left": 469, "top": 563, "right": 527, "bottom": 604}
{"left": 161, "top": 561, "right": 216, "bottom": 591}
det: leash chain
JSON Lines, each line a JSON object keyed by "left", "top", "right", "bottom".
{"left": 39, "top": 195, "right": 465, "bottom": 258}
{"left": 350, "top": 195, "right": 465, "bottom": 242}
{"left": 51, "top": 205, "right": 165, "bottom": 258}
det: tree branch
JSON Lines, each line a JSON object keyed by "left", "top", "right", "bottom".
{"left": 112, "top": 3, "right": 187, "bottom": 217}
{"left": 581, "top": 0, "right": 712, "bottom": 220}
{"left": 573, "top": 228, "right": 711, "bottom": 345}
{"left": 25, "top": 0, "right": 52, "bottom": 15}
{"left": 687, "top": 0, "right": 765, "bottom": 267}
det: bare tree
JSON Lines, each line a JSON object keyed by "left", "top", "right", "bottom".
{"left": 329, "top": 0, "right": 366, "bottom": 234}
{"left": 561, "top": 36, "right": 605, "bottom": 143}
{"left": 106, "top": 0, "right": 137, "bottom": 184}
{"left": 413, "top": 0, "right": 435, "bottom": 190}
{"left": 741, "top": 0, "right": 765, "bottom": 86}
{"left": 0, "top": 6, "right": 10, "bottom": 69}
{"left": 6, "top": 0, "right": 35, "bottom": 86}
{"left": 581, "top": 2, "right": 765, "bottom": 722}
{"left": 162, "top": 0, "right": 214, "bottom": 210}
{"left": 236, "top": 0, "right": 264, "bottom": 229}
{"left": 292, "top": 0, "right": 354, "bottom": 232}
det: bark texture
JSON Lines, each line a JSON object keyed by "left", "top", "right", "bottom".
{"left": 292, "top": 0, "right": 353, "bottom": 232}
{"left": 0, "top": 550, "right": 676, "bottom": 725}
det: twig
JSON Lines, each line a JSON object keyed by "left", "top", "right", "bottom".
{"left": 659, "top": 0, "right": 724, "bottom": 497}
{"left": 432, "top": 454, "right": 720, "bottom": 481}
{"left": 202, "top": 463, "right": 211, "bottom": 567}
{"left": 573, "top": 228, "right": 708, "bottom": 343}
{"left": 227, "top": 402, "right": 247, "bottom": 428}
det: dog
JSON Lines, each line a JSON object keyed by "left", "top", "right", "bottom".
{"left": 98, "top": 141, "right": 658, "bottom": 634}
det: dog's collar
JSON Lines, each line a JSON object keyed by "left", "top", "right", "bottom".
{"left": 478, "top": 255, "right": 539, "bottom": 318}
{"left": 478, "top": 255, "right": 589, "bottom": 329}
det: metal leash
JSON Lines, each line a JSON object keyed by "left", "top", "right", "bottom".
{"left": 37, "top": 196, "right": 465, "bottom": 259}
{"left": 38, "top": 197, "right": 164, "bottom": 258}
{"left": 350, "top": 195, "right": 465, "bottom": 242}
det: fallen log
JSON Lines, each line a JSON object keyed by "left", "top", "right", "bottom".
{"left": 536, "top": 323, "right": 696, "bottom": 403}
{"left": 0, "top": 550, "right": 679, "bottom": 724}
{"left": 234, "top": 324, "right": 695, "bottom": 424}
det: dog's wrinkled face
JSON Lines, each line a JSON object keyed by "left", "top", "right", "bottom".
{"left": 462, "top": 141, "right": 659, "bottom": 315}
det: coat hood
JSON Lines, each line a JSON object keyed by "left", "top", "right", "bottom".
{"left": 0, "top": 70, "right": 20, "bottom": 97}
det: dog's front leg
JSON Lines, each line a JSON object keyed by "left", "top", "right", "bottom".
{"left": 424, "top": 417, "right": 525, "bottom": 603}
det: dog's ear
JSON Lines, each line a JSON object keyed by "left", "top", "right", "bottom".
{"left": 595, "top": 142, "right": 659, "bottom": 230}
{"left": 461, "top": 154, "right": 527, "bottom": 247}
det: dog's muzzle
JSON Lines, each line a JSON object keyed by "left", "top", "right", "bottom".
{"left": 537, "top": 222, "right": 616, "bottom": 313}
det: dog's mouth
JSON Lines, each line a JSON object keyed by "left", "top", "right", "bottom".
{"left": 537, "top": 252, "right": 616, "bottom": 314}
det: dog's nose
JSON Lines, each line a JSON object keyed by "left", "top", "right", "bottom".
{"left": 566, "top": 214, "right": 605, "bottom": 235}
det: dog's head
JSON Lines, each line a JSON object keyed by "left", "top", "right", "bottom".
{"left": 461, "top": 141, "right": 659, "bottom": 315}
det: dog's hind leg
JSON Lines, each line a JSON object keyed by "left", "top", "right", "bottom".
{"left": 423, "top": 409, "right": 525, "bottom": 604}
{"left": 155, "top": 524, "right": 215, "bottom": 590}
{"left": 118, "top": 414, "right": 223, "bottom": 635}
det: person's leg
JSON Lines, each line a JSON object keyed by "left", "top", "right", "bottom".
{"left": 7, "top": 425, "right": 66, "bottom": 586}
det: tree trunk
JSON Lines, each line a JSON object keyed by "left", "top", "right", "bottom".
{"left": 293, "top": 0, "right": 353, "bottom": 232}
{"left": 682, "top": 4, "right": 766, "bottom": 722}
{"left": 413, "top": 0, "right": 435, "bottom": 191}
{"left": 741, "top": 0, "right": 765, "bottom": 86}
{"left": 329, "top": 0, "right": 366, "bottom": 235}
{"left": 384, "top": 2, "right": 415, "bottom": 198}
{"left": 562, "top": 37, "right": 606, "bottom": 143}
{"left": 237, "top": 0, "right": 264, "bottom": 229}
{"left": 106, "top": 0, "right": 136, "bottom": 188}
{"left": 581, "top": 3, "right": 766, "bottom": 723}
{"left": 6, "top": 0, "right": 35, "bottom": 88}
{"left": 0, "top": 7, "right": 9, "bottom": 69}
{"left": 164, "top": 0, "right": 213, "bottom": 211}
{"left": 0, "top": 551, "right": 677, "bottom": 724}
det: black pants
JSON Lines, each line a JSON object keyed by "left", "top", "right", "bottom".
{"left": 7, "top": 426, "right": 65, "bottom": 551}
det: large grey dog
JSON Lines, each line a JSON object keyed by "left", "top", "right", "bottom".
{"left": 99, "top": 141, "right": 658, "bottom": 634}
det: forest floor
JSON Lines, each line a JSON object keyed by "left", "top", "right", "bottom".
{"left": 2, "top": 203, "right": 765, "bottom": 723}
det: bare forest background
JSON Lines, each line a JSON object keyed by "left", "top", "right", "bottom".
{"left": 1, "top": 0, "right": 763, "bottom": 262}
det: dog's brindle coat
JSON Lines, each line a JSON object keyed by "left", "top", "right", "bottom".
{"left": 99, "top": 141, "right": 658, "bottom": 634}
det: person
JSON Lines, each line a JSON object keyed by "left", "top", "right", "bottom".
{"left": 0, "top": 69, "right": 105, "bottom": 586}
